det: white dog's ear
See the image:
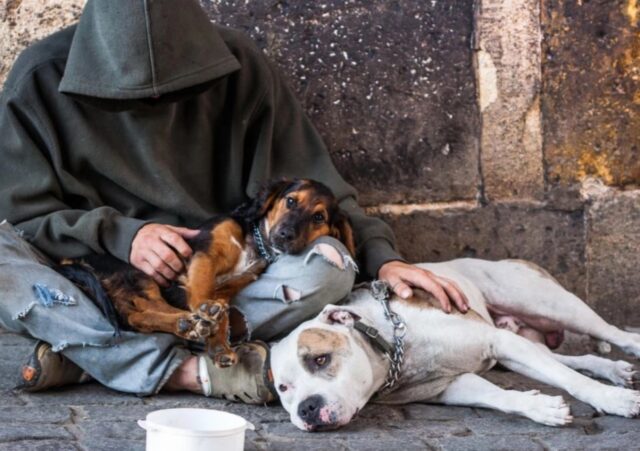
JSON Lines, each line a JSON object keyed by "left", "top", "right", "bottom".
{"left": 320, "top": 304, "right": 361, "bottom": 326}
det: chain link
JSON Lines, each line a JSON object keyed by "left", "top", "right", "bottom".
{"left": 371, "top": 280, "right": 407, "bottom": 394}
{"left": 252, "top": 223, "right": 276, "bottom": 264}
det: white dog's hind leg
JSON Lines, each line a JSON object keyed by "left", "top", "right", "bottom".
{"left": 548, "top": 351, "right": 638, "bottom": 388}
{"left": 435, "top": 373, "right": 572, "bottom": 426}
{"left": 461, "top": 259, "right": 640, "bottom": 357}
{"left": 492, "top": 329, "right": 640, "bottom": 418}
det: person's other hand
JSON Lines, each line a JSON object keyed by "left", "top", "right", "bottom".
{"left": 130, "top": 223, "right": 200, "bottom": 286}
{"left": 378, "top": 260, "right": 469, "bottom": 313}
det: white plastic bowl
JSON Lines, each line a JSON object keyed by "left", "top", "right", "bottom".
{"left": 138, "top": 408, "right": 255, "bottom": 451}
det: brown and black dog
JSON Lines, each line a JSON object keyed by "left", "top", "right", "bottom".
{"left": 59, "top": 179, "right": 355, "bottom": 367}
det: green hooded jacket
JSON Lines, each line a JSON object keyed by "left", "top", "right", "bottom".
{"left": 0, "top": 0, "right": 402, "bottom": 278}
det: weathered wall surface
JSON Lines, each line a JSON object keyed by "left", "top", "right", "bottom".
{"left": 200, "top": 0, "right": 481, "bottom": 206}
{"left": 2, "top": 0, "right": 640, "bottom": 324}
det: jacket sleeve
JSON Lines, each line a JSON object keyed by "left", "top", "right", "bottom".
{"left": 0, "top": 91, "right": 146, "bottom": 262}
{"left": 246, "top": 59, "right": 405, "bottom": 278}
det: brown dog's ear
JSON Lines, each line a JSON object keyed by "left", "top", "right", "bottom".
{"left": 330, "top": 211, "right": 356, "bottom": 257}
{"left": 233, "top": 178, "right": 294, "bottom": 224}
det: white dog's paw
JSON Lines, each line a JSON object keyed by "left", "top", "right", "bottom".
{"left": 591, "top": 386, "right": 640, "bottom": 418}
{"left": 619, "top": 332, "right": 640, "bottom": 358}
{"left": 607, "top": 360, "right": 638, "bottom": 388}
{"left": 522, "top": 392, "right": 572, "bottom": 426}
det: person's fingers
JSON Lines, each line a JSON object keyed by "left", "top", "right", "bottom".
{"left": 413, "top": 272, "right": 452, "bottom": 313}
{"left": 433, "top": 275, "right": 469, "bottom": 312}
{"left": 157, "top": 236, "right": 187, "bottom": 273}
{"left": 146, "top": 251, "right": 178, "bottom": 282}
{"left": 163, "top": 228, "right": 196, "bottom": 260}
{"left": 139, "top": 260, "right": 170, "bottom": 287}
{"left": 385, "top": 275, "right": 413, "bottom": 299}
{"left": 169, "top": 225, "right": 200, "bottom": 238}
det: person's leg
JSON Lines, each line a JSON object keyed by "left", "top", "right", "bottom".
{"left": 232, "top": 235, "right": 358, "bottom": 341}
{"left": 0, "top": 221, "right": 189, "bottom": 395}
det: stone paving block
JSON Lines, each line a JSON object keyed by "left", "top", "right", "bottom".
{"left": 201, "top": 0, "right": 481, "bottom": 205}
{"left": 400, "top": 403, "right": 472, "bottom": 421}
{"left": 0, "top": 390, "right": 26, "bottom": 407}
{"left": 79, "top": 405, "right": 158, "bottom": 423}
{"left": 435, "top": 434, "right": 546, "bottom": 451}
{"left": 537, "top": 431, "right": 640, "bottom": 451}
{"left": 0, "top": 424, "right": 73, "bottom": 443}
{"left": 586, "top": 188, "right": 640, "bottom": 325}
{"left": 79, "top": 420, "right": 145, "bottom": 442}
{"left": 79, "top": 439, "right": 143, "bottom": 451}
{"left": 0, "top": 441, "right": 79, "bottom": 451}
{"left": 0, "top": 406, "right": 71, "bottom": 424}
{"left": 18, "top": 383, "right": 144, "bottom": 406}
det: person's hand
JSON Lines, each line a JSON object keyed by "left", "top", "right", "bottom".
{"left": 378, "top": 260, "right": 469, "bottom": 313}
{"left": 130, "top": 223, "right": 200, "bottom": 286}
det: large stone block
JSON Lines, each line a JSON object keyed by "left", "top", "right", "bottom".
{"left": 542, "top": 0, "right": 640, "bottom": 188}
{"left": 0, "top": 0, "right": 85, "bottom": 86}
{"left": 476, "top": 0, "right": 544, "bottom": 201}
{"left": 375, "top": 201, "right": 586, "bottom": 297}
{"left": 201, "top": 0, "right": 481, "bottom": 206}
{"left": 586, "top": 187, "right": 640, "bottom": 325}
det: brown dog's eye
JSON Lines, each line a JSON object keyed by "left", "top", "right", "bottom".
{"left": 286, "top": 197, "right": 297, "bottom": 208}
{"left": 312, "top": 213, "right": 325, "bottom": 224}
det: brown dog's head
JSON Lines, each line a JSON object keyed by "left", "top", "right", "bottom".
{"left": 235, "top": 178, "right": 355, "bottom": 256}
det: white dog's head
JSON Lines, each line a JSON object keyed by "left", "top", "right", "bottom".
{"left": 271, "top": 304, "right": 383, "bottom": 431}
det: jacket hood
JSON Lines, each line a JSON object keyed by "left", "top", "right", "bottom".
{"left": 59, "top": 0, "right": 241, "bottom": 99}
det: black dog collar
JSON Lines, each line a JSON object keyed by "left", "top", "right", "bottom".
{"left": 353, "top": 320, "right": 394, "bottom": 356}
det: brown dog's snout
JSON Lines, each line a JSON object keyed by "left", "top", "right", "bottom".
{"left": 277, "top": 226, "right": 295, "bottom": 242}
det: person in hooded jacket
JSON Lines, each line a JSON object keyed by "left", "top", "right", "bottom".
{"left": 0, "top": 0, "right": 468, "bottom": 402}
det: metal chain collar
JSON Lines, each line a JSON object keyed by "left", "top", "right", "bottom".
{"left": 252, "top": 222, "right": 276, "bottom": 264}
{"left": 370, "top": 280, "right": 407, "bottom": 395}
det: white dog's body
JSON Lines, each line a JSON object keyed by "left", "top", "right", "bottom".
{"left": 271, "top": 258, "right": 640, "bottom": 431}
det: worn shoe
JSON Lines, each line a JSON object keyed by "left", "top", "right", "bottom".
{"left": 16, "top": 341, "right": 91, "bottom": 392}
{"left": 198, "top": 340, "right": 277, "bottom": 404}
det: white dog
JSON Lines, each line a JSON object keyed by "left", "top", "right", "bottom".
{"left": 271, "top": 258, "right": 640, "bottom": 431}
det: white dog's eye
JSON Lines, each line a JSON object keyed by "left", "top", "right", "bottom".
{"left": 314, "top": 355, "right": 328, "bottom": 367}
{"left": 278, "top": 384, "right": 288, "bottom": 392}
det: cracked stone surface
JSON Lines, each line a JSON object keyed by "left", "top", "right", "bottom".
{"left": 1, "top": 328, "right": 639, "bottom": 450}
{"left": 200, "top": 0, "right": 482, "bottom": 206}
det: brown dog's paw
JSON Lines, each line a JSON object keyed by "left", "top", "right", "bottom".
{"left": 176, "top": 314, "right": 215, "bottom": 340}
{"left": 209, "top": 344, "right": 238, "bottom": 368}
{"left": 196, "top": 300, "right": 227, "bottom": 322}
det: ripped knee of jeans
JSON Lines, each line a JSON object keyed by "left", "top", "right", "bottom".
{"left": 283, "top": 286, "right": 301, "bottom": 302}
{"left": 303, "top": 242, "right": 358, "bottom": 272}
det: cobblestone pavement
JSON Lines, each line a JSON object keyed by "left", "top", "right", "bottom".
{"left": 1, "top": 329, "right": 639, "bottom": 451}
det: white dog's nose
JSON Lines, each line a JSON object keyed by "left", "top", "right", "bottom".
{"left": 298, "top": 394, "right": 324, "bottom": 425}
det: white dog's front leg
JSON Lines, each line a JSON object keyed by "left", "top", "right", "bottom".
{"left": 435, "top": 373, "right": 572, "bottom": 426}
{"left": 493, "top": 329, "right": 640, "bottom": 417}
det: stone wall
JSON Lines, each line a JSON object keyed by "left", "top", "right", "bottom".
{"left": 2, "top": 0, "right": 639, "bottom": 324}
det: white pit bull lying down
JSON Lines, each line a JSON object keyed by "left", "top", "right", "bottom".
{"left": 271, "top": 259, "right": 640, "bottom": 431}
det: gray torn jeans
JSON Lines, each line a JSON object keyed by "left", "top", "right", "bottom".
{"left": 0, "top": 221, "right": 356, "bottom": 395}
